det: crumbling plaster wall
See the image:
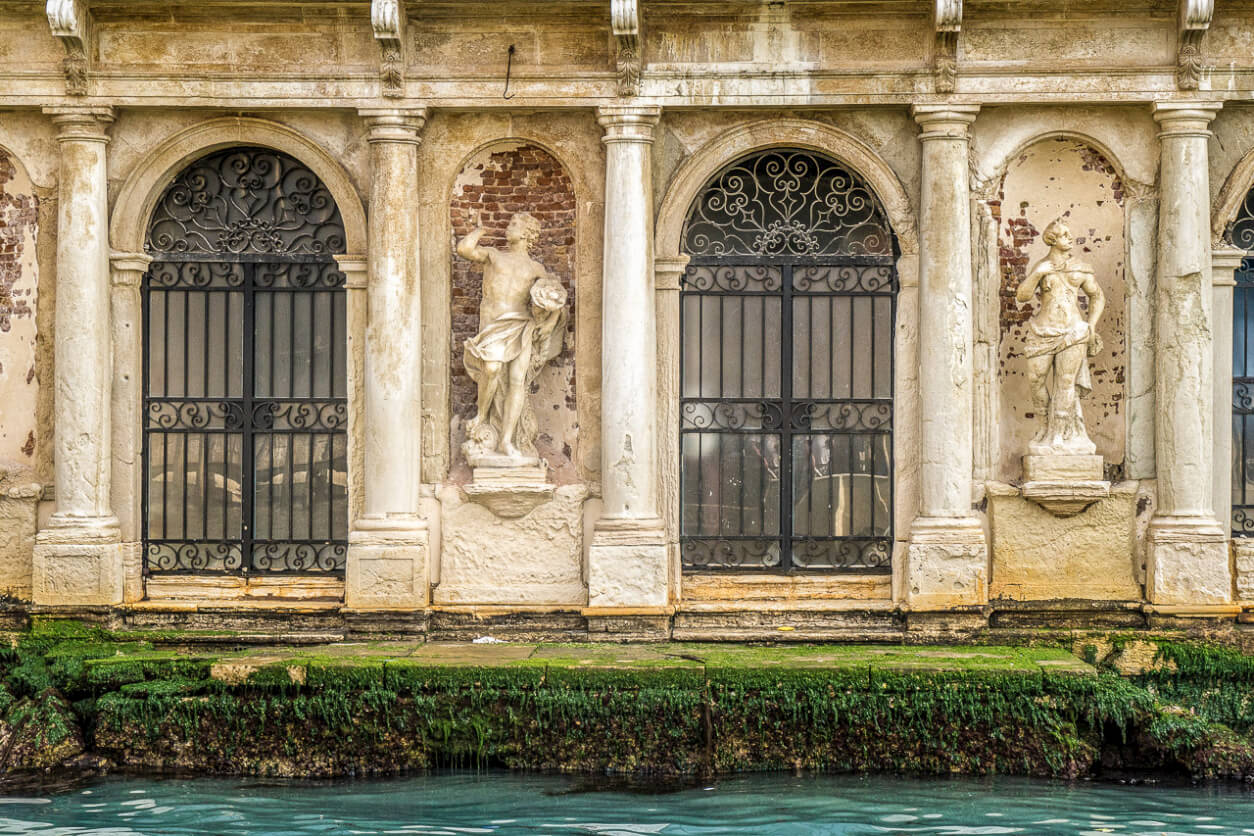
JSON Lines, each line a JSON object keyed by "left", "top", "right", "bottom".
{"left": 418, "top": 111, "right": 605, "bottom": 489}
{"left": 970, "top": 107, "right": 1158, "bottom": 488}
{"left": 448, "top": 142, "right": 579, "bottom": 486}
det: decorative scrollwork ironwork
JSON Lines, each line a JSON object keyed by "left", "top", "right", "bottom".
{"left": 254, "top": 261, "right": 347, "bottom": 289}
{"left": 791, "top": 538, "right": 892, "bottom": 571}
{"left": 251, "top": 542, "right": 347, "bottom": 573}
{"left": 681, "top": 538, "right": 782, "bottom": 569}
{"left": 792, "top": 265, "right": 895, "bottom": 294}
{"left": 682, "top": 265, "right": 783, "bottom": 293}
{"left": 1229, "top": 189, "right": 1254, "bottom": 252}
{"left": 1234, "top": 507, "right": 1254, "bottom": 538}
{"left": 682, "top": 400, "right": 785, "bottom": 431}
{"left": 145, "top": 261, "right": 247, "bottom": 289}
{"left": 147, "top": 400, "right": 246, "bottom": 431}
{"left": 146, "top": 542, "right": 245, "bottom": 573}
{"left": 146, "top": 147, "right": 346, "bottom": 256}
{"left": 250, "top": 401, "right": 347, "bottom": 432}
{"left": 1235, "top": 381, "right": 1254, "bottom": 413}
{"left": 790, "top": 401, "right": 893, "bottom": 432}
{"left": 682, "top": 149, "right": 894, "bottom": 258}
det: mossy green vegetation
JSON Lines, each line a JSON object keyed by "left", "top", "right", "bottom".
{"left": 0, "top": 621, "right": 1252, "bottom": 780}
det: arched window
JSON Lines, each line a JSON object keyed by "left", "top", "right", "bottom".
{"left": 142, "top": 147, "right": 348, "bottom": 575}
{"left": 1230, "top": 192, "right": 1254, "bottom": 538}
{"left": 679, "top": 149, "right": 896, "bottom": 572}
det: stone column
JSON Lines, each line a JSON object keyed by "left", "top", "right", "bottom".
{"left": 110, "top": 251, "right": 151, "bottom": 604}
{"left": 904, "top": 105, "right": 988, "bottom": 609}
{"left": 587, "top": 105, "right": 668, "bottom": 611}
{"left": 345, "top": 108, "right": 430, "bottom": 611}
{"left": 1147, "top": 102, "right": 1231, "bottom": 607}
{"left": 33, "top": 106, "right": 123, "bottom": 606}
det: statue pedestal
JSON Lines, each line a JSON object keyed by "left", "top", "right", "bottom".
{"left": 463, "top": 460, "right": 555, "bottom": 518}
{"left": 1021, "top": 454, "right": 1110, "bottom": 517}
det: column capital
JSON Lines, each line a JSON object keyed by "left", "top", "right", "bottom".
{"left": 43, "top": 105, "right": 114, "bottom": 142}
{"left": 359, "top": 107, "right": 428, "bottom": 145}
{"left": 911, "top": 104, "right": 979, "bottom": 140}
{"left": 1153, "top": 101, "right": 1222, "bottom": 137}
{"left": 597, "top": 104, "right": 661, "bottom": 144}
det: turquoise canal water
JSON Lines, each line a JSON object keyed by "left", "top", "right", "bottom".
{"left": 1, "top": 772, "right": 1253, "bottom": 835}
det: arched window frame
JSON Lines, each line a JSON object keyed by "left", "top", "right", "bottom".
{"left": 141, "top": 146, "right": 350, "bottom": 575}
{"left": 677, "top": 148, "right": 898, "bottom": 573}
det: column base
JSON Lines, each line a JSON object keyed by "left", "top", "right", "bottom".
{"left": 587, "top": 517, "right": 669, "bottom": 609}
{"left": 1146, "top": 516, "right": 1231, "bottom": 605}
{"left": 32, "top": 515, "right": 124, "bottom": 606}
{"left": 904, "top": 516, "right": 988, "bottom": 610}
{"left": 345, "top": 516, "right": 430, "bottom": 610}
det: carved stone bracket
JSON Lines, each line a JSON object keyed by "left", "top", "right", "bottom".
{"left": 371, "top": 0, "right": 406, "bottom": 98}
{"left": 1178, "top": 0, "right": 1214, "bottom": 90}
{"left": 611, "top": 0, "right": 641, "bottom": 98}
{"left": 933, "top": 0, "right": 961, "bottom": 94}
{"left": 46, "top": 0, "right": 89, "bottom": 96}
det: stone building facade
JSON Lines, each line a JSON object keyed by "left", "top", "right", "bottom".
{"left": 2, "top": 0, "right": 1254, "bottom": 638}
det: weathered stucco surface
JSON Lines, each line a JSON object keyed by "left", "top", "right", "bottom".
{"left": 435, "top": 484, "right": 587, "bottom": 605}
{"left": 3, "top": 0, "right": 1254, "bottom": 625}
{"left": 989, "top": 482, "right": 1140, "bottom": 601}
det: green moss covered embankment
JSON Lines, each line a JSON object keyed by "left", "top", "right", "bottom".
{"left": 1, "top": 621, "right": 1253, "bottom": 780}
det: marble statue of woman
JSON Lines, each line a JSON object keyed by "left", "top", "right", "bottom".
{"left": 1015, "top": 218, "right": 1106, "bottom": 457}
{"left": 456, "top": 212, "right": 568, "bottom": 465}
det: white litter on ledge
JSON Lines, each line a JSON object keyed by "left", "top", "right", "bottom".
{"left": 472, "top": 636, "right": 507, "bottom": 644}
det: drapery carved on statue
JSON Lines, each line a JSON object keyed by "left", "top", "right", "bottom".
{"left": 682, "top": 149, "right": 893, "bottom": 257}
{"left": 1015, "top": 218, "right": 1106, "bottom": 456}
{"left": 146, "top": 146, "right": 346, "bottom": 256}
{"left": 449, "top": 142, "right": 577, "bottom": 484}
{"left": 457, "top": 212, "right": 569, "bottom": 464}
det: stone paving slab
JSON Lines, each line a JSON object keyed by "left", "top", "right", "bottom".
{"left": 197, "top": 642, "right": 1092, "bottom": 676}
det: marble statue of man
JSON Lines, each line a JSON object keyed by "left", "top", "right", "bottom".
{"left": 1015, "top": 218, "right": 1106, "bottom": 456}
{"left": 456, "top": 212, "right": 568, "bottom": 463}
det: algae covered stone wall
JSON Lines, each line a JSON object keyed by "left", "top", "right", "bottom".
{"left": 0, "top": 623, "right": 1253, "bottom": 782}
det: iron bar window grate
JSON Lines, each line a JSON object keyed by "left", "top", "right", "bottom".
{"left": 679, "top": 149, "right": 897, "bottom": 573}
{"left": 141, "top": 147, "right": 348, "bottom": 576}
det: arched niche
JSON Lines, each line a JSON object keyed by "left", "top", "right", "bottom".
{"left": 0, "top": 146, "right": 40, "bottom": 473}
{"left": 993, "top": 137, "right": 1128, "bottom": 481}
{"left": 447, "top": 141, "right": 579, "bottom": 485}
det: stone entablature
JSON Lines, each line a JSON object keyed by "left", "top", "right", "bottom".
{"left": 4, "top": 1, "right": 1254, "bottom": 634}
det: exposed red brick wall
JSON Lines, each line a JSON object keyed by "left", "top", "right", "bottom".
{"left": 449, "top": 143, "right": 577, "bottom": 480}
{"left": 0, "top": 150, "right": 37, "bottom": 343}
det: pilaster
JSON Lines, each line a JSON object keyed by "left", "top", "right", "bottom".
{"left": 346, "top": 108, "right": 430, "bottom": 611}
{"left": 1147, "top": 102, "right": 1230, "bottom": 607}
{"left": 110, "top": 251, "right": 151, "bottom": 604}
{"left": 904, "top": 105, "right": 988, "bottom": 610}
{"left": 588, "top": 105, "right": 668, "bottom": 611}
{"left": 34, "top": 106, "right": 122, "bottom": 607}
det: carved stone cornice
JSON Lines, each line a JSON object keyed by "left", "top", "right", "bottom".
{"left": 611, "top": 0, "right": 641, "bottom": 98}
{"left": 371, "top": 0, "right": 406, "bottom": 98}
{"left": 1177, "top": 0, "right": 1214, "bottom": 90}
{"left": 933, "top": 0, "right": 962, "bottom": 94}
{"left": 46, "top": 0, "right": 90, "bottom": 96}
